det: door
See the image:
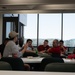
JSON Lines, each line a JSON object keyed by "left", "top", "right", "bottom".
{"left": 3, "top": 17, "right": 19, "bottom": 42}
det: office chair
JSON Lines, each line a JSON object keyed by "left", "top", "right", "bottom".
{"left": 0, "top": 61, "right": 12, "bottom": 70}
{"left": 1, "top": 57, "right": 25, "bottom": 71}
{"left": 40, "top": 57, "right": 64, "bottom": 71}
{"left": 45, "top": 63, "right": 75, "bottom": 72}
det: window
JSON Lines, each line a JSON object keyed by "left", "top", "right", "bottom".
{"left": 63, "top": 13, "right": 75, "bottom": 47}
{"left": 39, "top": 13, "right": 61, "bottom": 46}
{"left": 6, "top": 22, "right": 11, "bottom": 38}
{"left": 24, "top": 14, "right": 37, "bottom": 46}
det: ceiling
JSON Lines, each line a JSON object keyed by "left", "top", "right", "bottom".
{"left": 0, "top": 0, "right": 75, "bottom": 13}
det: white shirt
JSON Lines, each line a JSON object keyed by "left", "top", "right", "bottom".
{"left": 3, "top": 41, "right": 23, "bottom": 57}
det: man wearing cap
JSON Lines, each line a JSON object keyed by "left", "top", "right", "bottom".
{"left": 3, "top": 31, "right": 27, "bottom": 57}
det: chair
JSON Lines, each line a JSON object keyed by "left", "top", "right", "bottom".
{"left": 45, "top": 63, "right": 75, "bottom": 72}
{"left": 0, "top": 61, "right": 12, "bottom": 70}
{"left": 40, "top": 57, "right": 64, "bottom": 71}
{"left": 1, "top": 57, "right": 25, "bottom": 71}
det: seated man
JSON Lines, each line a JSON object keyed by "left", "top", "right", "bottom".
{"left": 25, "top": 39, "right": 35, "bottom": 53}
{"left": 38, "top": 40, "right": 50, "bottom": 53}
{"left": 59, "top": 40, "right": 67, "bottom": 55}
{"left": 3, "top": 31, "right": 30, "bottom": 70}
{"left": 47, "top": 39, "right": 61, "bottom": 57}
{"left": 67, "top": 49, "right": 75, "bottom": 59}
{"left": 3, "top": 31, "right": 27, "bottom": 57}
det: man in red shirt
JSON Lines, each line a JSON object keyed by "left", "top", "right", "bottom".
{"left": 47, "top": 39, "right": 61, "bottom": 57}
{"left": 59, "top": 40, "right": 67, "bottom": 55}
{"left": 38, "top": 40, "right": 50, "bottom": 53}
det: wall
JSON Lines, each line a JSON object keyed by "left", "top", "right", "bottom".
{"left": 0, "top": 14, "right": 3, "bottom": 44}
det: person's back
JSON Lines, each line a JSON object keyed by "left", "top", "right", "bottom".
{"left": 0, "top": 38, "right": 9, "bottom": 56}
{"left": 0, "top": 43, "right": 5, "bottom": 56}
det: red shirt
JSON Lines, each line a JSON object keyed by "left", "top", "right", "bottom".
{"left": 49, "top": 46, "right": 61, "bottom": 54}
{"left": 67, "top": 54, "right": 75, "bottom": 59}
{"left": 60, "top": 46, "right": 67, "bottom": 51}
{"left": 38, "top": 45, "right": 50, "bottom": 52}
{"left": 60, "top": 46, "right": 67, "bottom": 54}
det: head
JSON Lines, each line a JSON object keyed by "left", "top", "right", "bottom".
{"left": 3, "top": 38, "right": 10, "bottom": 45}
{"left": 53, "top": 39, "right": 59, "bottom": 47}
{"left": 59, "top": 40, "right": 64, "bottom": 46}
{"left": 26, "top": 39, "right": 32, "bottom": 47}
{"left": 9, "top": 31, "right": 19, "bottom": 43}
{"left": 43, "top": 40, "right": 48, "bottom": 47}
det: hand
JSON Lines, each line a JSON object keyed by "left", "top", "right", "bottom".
{"left": 47, "top": 48, "right": 51, "bottom": 52}
{"left": 61, "top": 46, "right": 64, "bottom": 49}
{"left": 24, "top": 43, "right": 28, "bottom": 49}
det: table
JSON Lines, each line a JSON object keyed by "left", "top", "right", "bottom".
{"left": 0, "top": 71, "right": 75, "bottom": 75}
{"left": 63, "top": 58, "right": 75, "bottom": 63}
{"left": 21, "top": 57, "right": 44, "bottom": 63}
{"left": 21, "top": 57, "right": 75, "bottom": 64}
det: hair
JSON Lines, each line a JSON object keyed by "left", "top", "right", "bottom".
{"left": 59, "top": 40, "right": 64, "bottom": 43}
{"left": 54, "top": 39, "right": 59, "bottom": 43}
{"left": 26, "top": 39, "right": 32, "bottom": 43}
{"left": 44, "top": 40, "right": 48, "bottom": 42}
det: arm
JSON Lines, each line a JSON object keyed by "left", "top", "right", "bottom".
{"left": 47, "top": 48, "right": 52, "bottom": 53}
{"left": 61, "top": 46, "right": 67, "bottom": 54}
{"left": 21, "top": 43, "right": 28, "bottom": 54}
{"left": 23, "top": 44, "right": 35, "bottom": 53}
{"left": 12, "top": 43, "right": 28, "bottom": 57}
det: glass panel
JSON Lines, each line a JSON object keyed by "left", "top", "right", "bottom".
{"left": 19, "top": 14, "right": 27, "bottom": 25}
{"left": 4, "top": 14, "right": 13, "bottom": 17}
{"left": 39, "top": 13, "right": 61, "bottom": 46}
{"left": 4, "top": 14, "right": 18, "bottom": 17}
{"left": 24, "top": 14, "right": 37, "bottom": 46}
{"left": 63, "top": 13, "right": 75, "bottom": 47}
{"left": 6, "top": 22, "right": 12, "bottom": 38}
{"left": 6, "top": 22, "right": 16, "bottom": 38}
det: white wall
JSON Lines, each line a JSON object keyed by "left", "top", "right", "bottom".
{"left": 0, "top": 14, "right": 3, "bottom": 44}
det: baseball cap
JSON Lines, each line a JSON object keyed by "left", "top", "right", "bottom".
{"left": 9, "top": 31, "right": 19, "bottom": 38}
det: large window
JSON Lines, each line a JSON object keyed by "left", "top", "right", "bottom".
{"left": 63, "top": 13, "right": 75, "bottom": 47}
{"left": 39, "top": 14, "right": 61, "bottom": 46}
{"left": 3, "top": 13, "right": 75, "bottom": 47}
{"left": 24, "top": 14, "right": 37, "bottom": 46}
